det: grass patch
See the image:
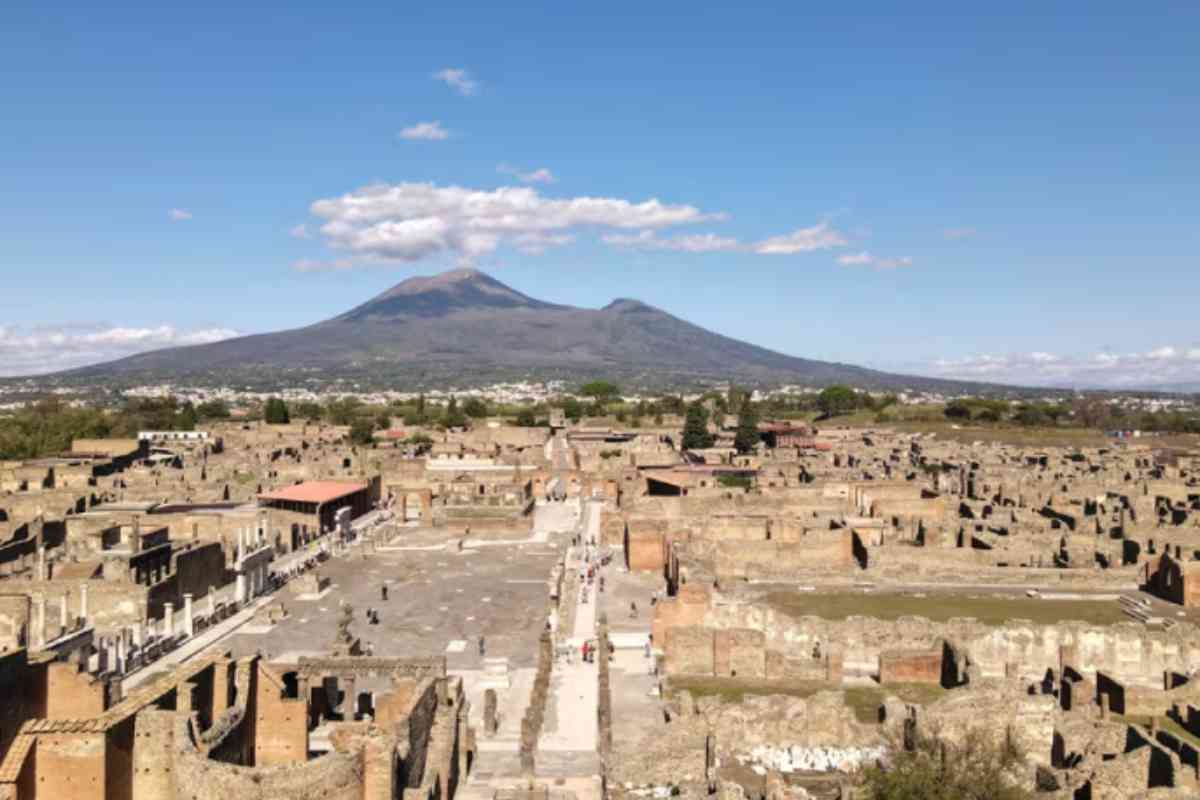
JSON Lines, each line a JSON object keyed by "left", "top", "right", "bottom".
{"left": 766, "top": 591, "right": 1128, "bottom": 627}
{"left": 666, "top": 675, "right": 828, "bottom": 704}
{"left": 844, "top": 683, "right": 947, "bottom": 723}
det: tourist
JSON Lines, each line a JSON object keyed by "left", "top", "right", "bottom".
{"left": 381, "top": 584, "right": 388, "bottom": 601}
{"left": 630, "top": 601, "right": 638, "bottom": 619}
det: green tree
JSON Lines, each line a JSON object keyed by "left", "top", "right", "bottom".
{"left": 733, "top": 405, "right": 760, "bottom": 454}
{"left": 324, "top": 397, "right": 361, "bottom": 425}
{"left": 944, "top": 400, "right": 972, "bottom": 420}
{"left": 196, "top": 399, "right": 230, "bottom": 419}
{"left": 263, "top": 397, "right": 290, "bottom": 424}
{"left": 348, "top": 418, "right": 375, "bottom": 445}
{"left": 294, "top": 401, "right": 323, "bottom": 421}
{"left": 1072, "top": 396, "right": 1111, "bottom": 429}
{"left": 463, "top": 397, "right": 489, "bottom": 418}
{"left": 1013, "top": 404, "right": 1047, "bottom": 427}
{"left": 975, "top": 407, "right": 1001, "bottom": 423}
{"left": 579, "top": 380, "right": 621, "bottom": 402}
{"left": 816, "top": 385, "right": 858, "bottom": 418}
{"left": 873, "top": 394, "right": 899, "bottom": 412}
{"left": 859, "top": 728, "right": 1031, "bottom": 800}
{"left": 726, "top": 384, "right": 748, "bottom": 414}
{"left": 562, "top": 397, "right": 583, "bottom": 422}
{"left": 515, "top": 408, "right": 537, "bottom": 427}
{"left": 681, "top": 402, "right": 714, "bottom": 450}
{"left": 443, "top": 396, "right": 468, "bottom": 428}
{"left": 177, "top": 402, "right": 198, "bottom": 431}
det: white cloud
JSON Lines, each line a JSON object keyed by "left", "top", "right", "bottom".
{"left": 513, "top": 232, "right": 575, "bottom": 255}
{"left": 0, "top": 324, "right": 238, "bottom": 376}
{"left": 1146, "top": 346, "right": 1177, "bottom": 361}
{"left": 943, "top": 226, "right": 977, "bottom": 240}
{"left": 292, "top": 258, "right": 357, "bottom": 273}
{"left": 289, "top": 224, "right": 311, "bottom": 239}
{"left": 308, "top": 182, "right": 724, "bottom": 264}
{"left": 836, "top": 251, "right": 912, "bottom": 269}
{"left": 399, "top": 121, "right": 450, "bottom": 141}
{"left": 168, "top": 208, "right": 193, "bottom": 221}
{"left": 919, "top": 345, "right": 1200, "bottom": 389}
{"left": 497, "top": 164, "right": 556, "bottom": 184}
{"left": 603, "top": 230, "right": 740, "bottom": 253}
{"left": 753, "top": 222, "right": 846, "bottom": 255}
{"left": 432, "top": 68, "right": 478, "bottom": 96}
{"left": 837, "top": 251, "right": 874, "bottom": 266}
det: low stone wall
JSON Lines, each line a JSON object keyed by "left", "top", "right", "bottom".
{"left": 597, "top": 614, "right": 613, "bottom": 760}
{"left": 173, "top": 713, "right": 366, "bottom": 800}
{"left": 519, "top": 631, "right": 554, "bottom": 775}
{"left": 702, "top": 600, "right": 1200, "bottom": 689}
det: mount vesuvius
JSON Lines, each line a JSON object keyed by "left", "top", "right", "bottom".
{"left": 52, "top": 269, "right": 984, "bottom": 392}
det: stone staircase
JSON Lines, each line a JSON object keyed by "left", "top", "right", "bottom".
{"left": 480, "top": 656, "right": 513, "bottom": 689}
{"left": 1120, "top": 595, "right": 1173, "bottom": 627}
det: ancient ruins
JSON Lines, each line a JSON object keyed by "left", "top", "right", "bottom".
{"left": 3, "top": 415, "right": 1200, "bottom": 799}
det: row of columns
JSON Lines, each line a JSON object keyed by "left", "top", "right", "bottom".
{"left": 29, "top": 583, "right": 90, "bottom": 648}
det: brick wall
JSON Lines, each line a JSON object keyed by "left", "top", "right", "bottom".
{"left": 45, "top": 662, "right": 104, "bottom": 719}
{"left": 878, "top": 650, "right": 943, "bottom": 684}
{"left": 627, "top": 531, "right": 665, "bottom": 573}
{"left": 253, "top": 662, "right": 307, "bottom": 766}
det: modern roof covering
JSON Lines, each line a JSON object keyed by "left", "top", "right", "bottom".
{"left": 258, "top": 480, "right": 368, "bottom": 505}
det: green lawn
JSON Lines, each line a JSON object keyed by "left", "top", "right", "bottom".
{"left": 844, "top": 683, "right": 947, "bottom": 723}
{"left": 766, "top": 591, "right": 1128, "bottom": 627}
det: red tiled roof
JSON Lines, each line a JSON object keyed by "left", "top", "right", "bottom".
{"left": 258, "top": 480, "right": 367, "bottom": 505}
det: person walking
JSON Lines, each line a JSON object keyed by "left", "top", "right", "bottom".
{"left": 381, "top": 584, "right": 388, "bottom": 601}
{"left": 478, "top": 635, "right": 486, "bottom": 657}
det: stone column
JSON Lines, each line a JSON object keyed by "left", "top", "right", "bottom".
{"left": 37, "top": 546, "right": 47, "bottom": 581}
{"left": 344, "top": 677, "right": 357, "bottom": 720}
{"left": 132, "top": 621, "right": 143, "bottom": 647}
{"left": 236, "top": 573, "right": 247, "bottom": 605}
{"left": 59, "top": 591, "right": 70, "bottom": 632}
{"left": 183, "top": 594, "right": 194, "bottom": 637}
{"left": 79, "top": 583, "right": 89, "bottom": 623}
{"left": 208, "top": 589, "right": 216, "bottom": 617}
{"left": 32, "top": 594, "right": 47, "bottom": 647}
{"left": 115, "top": 635, "right": 125, "bottom": 673}
{"left": 163, "top": 602, "right": 175, "bottom": 638}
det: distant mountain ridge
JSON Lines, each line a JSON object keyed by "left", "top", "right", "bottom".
{"left": 51, "top": 269, "right": 1014, "bottom": 392}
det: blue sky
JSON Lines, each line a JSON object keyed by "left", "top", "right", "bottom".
{"left": 2, "top": 1, "right": 1198, "bottom": 387}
